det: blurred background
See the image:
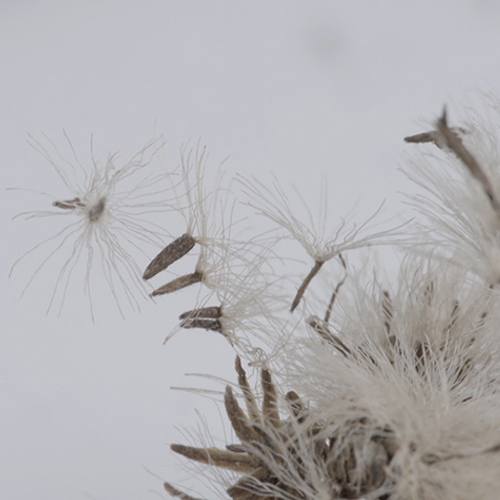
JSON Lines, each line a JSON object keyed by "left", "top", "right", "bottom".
{"left": 2, "top": 1, "right": 500, "bottom": 499}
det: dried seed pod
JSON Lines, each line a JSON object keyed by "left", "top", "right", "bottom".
{"left": 150, "top": 271, "right": 203, "bottom": 296}
{"left": 143, "top": 233, "right": 196, "bottom": 280}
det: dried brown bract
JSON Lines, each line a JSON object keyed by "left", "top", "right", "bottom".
{"left": 167, "top": 357, "right": 398, "bottom": 499}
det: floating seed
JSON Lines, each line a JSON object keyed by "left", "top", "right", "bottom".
{"left": 88, "top": 197, "right": 106, "bottom": 222}
{"left": 143, "top": 233, "right": 196, "bottom": 280}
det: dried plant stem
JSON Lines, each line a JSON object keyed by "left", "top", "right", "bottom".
{"left": 291, "top": 260, "right": 324, "bottom": 312}
{"left": 143, "top": 233, "right": 196, "bottom": 280}
{"left": 150, "top": 271, "right": 203, "bottom": 297}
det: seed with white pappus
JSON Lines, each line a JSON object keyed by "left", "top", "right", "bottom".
{"left": 143, "top": 233, "right": 196, "bottom": 280}
{"left": 88, "top": 197, "right": 106, "bottom": 222}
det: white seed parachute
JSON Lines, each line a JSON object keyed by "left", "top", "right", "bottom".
{"left": 10, "top": 132, "right": 176, "bottom": 320}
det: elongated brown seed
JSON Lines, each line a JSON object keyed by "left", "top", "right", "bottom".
{"left": 143, "top": 233, "right": 196, "bottom": 280}
{"left": 180, "top": 317, "right": 222, "bottom": 332}
{"left": 150, "top": 271, "right": 203, "bottom": 296}
{"left": 53, "top": 197, "right": 83, "bottom": 210}
{"left": 291, "top": 260, "right": 324, "bottom": 312}
{"left": 179, "top": 306, "right": 222, "bottom": 320}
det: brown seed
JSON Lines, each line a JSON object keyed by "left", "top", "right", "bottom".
{"left": 150, "top": 271, "right": 203, "bottom": 296}
{"left": 143, "top": 233, "right": 196, "bottom": 280}
{"left": 179, "top": 306, "right": 222, "bottom": 320}
{"left": 291, "top": 260, "right": 324, "bottom": 312}
{"left": 88, "top": 197, "right": 106, "bottom": 222}
{"left": 53, "top": 197, "right": 83, "bottom": 210}
{"left": 180, "top": 317, "right": 222, "bottom": 332}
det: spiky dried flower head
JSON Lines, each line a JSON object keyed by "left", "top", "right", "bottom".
{"left": 10, "top": 133, "right": 175, "bottom": 319}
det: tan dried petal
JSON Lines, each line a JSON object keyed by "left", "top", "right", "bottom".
{"left": 170, "top": 444, "right": 260, "bottom": 473}
{"left": 261, "top": 369, "right": 280, "bottom": 429}
{"left": 225, "top": 386, "right": 262, "bottom": 445}
{"left": 235, "top": 356, "right": 261, "bottom": 424}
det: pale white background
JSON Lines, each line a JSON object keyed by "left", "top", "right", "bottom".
{"left": 2, "top": 2, "right": 500, "bottom": 499}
